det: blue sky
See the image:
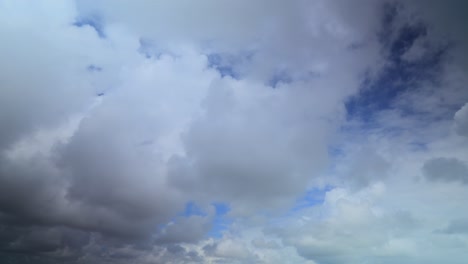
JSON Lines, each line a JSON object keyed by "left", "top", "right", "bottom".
{"left": 73, "top": 14, "right": 106, "bottom": 38}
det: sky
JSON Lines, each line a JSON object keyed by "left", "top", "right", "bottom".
{"left": 0, "top": 0, "right": 468, "bottom": 263}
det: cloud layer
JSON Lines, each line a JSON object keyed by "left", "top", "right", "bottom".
{"left": 1, "top": 0, "right": 468, "bottom": 263}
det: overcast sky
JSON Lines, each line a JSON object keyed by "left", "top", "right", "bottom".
{"left": 1, "top": 1, "right": 468, "bottom": 263}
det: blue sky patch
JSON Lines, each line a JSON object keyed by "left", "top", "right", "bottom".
{"left": 137, "top": 38, "right": 172, "bottom": 59}
{"left": 408, "top": 141, "right": 428, "bottom": 151}
{"left": 178, "top": 202, "right": 232, "bottom": 238}
{"left": 207, "top": 202, "right": 231, "bottom": 238}
{"left": 345, "top": 5, "right": 447, "bottom": 123}
{"left": 328, "top": 145, "right": 344, "bottom": 159}
{"left": 73, "top": 14, "right": 106, "bottom": 38}
{"left": 267, "top": 69, "right": 293, "bottom": 88}
{"left": 207, "top": 53, "right": 239, "bottom": 79}
{"left": 87, "top": 64, "right": 102, "bottom": 72}
{"left": 291, "top": 186, "right": 333, "bottom": 212}
{"left": 182, "top": 201, "right": 207, "bottom": 217}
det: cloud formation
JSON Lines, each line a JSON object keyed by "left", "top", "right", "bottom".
{"left": 1, "top": 0, "right": 468, "bottom": 263}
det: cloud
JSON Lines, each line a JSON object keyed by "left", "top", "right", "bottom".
{"left": 168, "top": 77, "right": 338, "bottom": 215}
{"left": 1, "top": 0, "right": 468, "bottom": 263}
{"left": 454, "top": 103, "right": 468, "bottom": 137}
{"left": 0, "top": 0, "right": 99, "bottom": 150}
{"left": 155, "top": 214, "right": 213, "bottom": 244}
{"left": 423, "top": 157, "right": 468, "bottom": 184}
{"left": 440, "top": 218, "right": 468, "bottom": 234}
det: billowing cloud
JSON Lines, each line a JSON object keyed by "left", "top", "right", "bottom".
{"left": 1, "top": 0, "right": 468, "bottom": 263}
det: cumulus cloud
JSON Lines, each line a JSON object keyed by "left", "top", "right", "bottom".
{"left": 1, "top": 0, "right": 468, "bottom": 263}
{"left": 168, "top": 77, "right": 336, "bottom": 215}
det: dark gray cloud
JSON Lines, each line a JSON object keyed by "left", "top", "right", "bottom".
{"left": 0, "top": 224, "right": 90, "bottom": 264}
{"left": 55, "top": 108, "right": 184, "bottom": 238}
{"left": 440, "top": 218, "right": 468, "bottom": 234}
{"left": 423, "top": 157, "right": 468, "bottom": 184}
